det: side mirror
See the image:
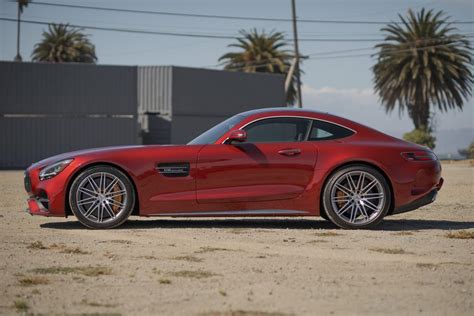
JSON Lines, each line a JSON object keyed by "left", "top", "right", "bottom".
{"left": 227, "top": 130, "right": 247, "bottom": 143}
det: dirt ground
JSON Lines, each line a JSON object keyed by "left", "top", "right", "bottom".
{"left": 0, "top": 161, "right": 472, "bottom": 315}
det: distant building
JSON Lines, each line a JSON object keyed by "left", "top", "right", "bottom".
{"left": 0, "top": 61, "right": 285, "bottom": 168}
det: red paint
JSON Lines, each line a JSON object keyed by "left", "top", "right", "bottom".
{"left": 24, "top": 109, "right": 442, "bottom": 219}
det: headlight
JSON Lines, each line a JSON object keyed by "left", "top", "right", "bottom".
{"left": 39, "top": 159, "right": 73, "bottom": 181}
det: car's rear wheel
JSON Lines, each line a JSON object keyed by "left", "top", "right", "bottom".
{"left": 69, "top": 166, "right": 135, "bottom": 229}
{"left": 322, "top": 165, "right": 391, "bottom": 229}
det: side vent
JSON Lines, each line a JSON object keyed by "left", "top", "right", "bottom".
{"left": 156, "top": 162, "right": 190, "bottom": 177}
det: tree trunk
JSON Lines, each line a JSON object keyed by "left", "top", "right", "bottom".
{"left": 408, "top": 101, "right": 430, "bottom": 131}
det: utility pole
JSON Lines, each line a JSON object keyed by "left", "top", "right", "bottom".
{"left": 14, "top": 0, "right": 22, "bottom": 62}
{"left": 291, "top": 0, "right": 302, "bottom": 108}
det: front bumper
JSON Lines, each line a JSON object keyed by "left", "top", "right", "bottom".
{"left": 25, "top": 197, "right": 61, "bottom": 217}
{"left": 24, "top": 167, "right": 68, "bottom": 217}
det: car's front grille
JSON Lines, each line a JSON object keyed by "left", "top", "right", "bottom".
{"left": 24, "top": 171, "right": 32, "bottom": 192}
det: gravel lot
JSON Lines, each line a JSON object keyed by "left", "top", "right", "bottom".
{"left": 0, "top": 161, "right": 473, "bottom": 315}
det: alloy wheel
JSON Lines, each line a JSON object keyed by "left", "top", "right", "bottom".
{"left": 75, "top": 172, "right": 128, "bottom": 224}
{"left": 330, "top": 171, "right": 385, "bottom": 225}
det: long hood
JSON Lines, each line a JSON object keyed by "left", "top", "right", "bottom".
{"left": 29, "top": 144, "right": 188, "bottom": 169}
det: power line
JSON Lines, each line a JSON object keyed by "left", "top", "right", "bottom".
{"left": 0, "top": 17, "right": 389, "bottom": 42}
{"left": 28, "top": 1, "right": 474, "bottom": 25}
{"left": 0, "top": 17, "right": 238, "bottom": 40}
{"left": 213, "top": 41, "right": 473, "bottom": 71}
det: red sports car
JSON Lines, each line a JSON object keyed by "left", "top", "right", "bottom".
{"left": 24, "top": 108, "right": 443, "bottom": 229}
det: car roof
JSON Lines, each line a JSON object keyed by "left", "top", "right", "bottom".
{"left": 235, "top": 107, "right": 374, "bottom": 137}
{"left": 238, "top": 107, "right": 325, "bottom": 117}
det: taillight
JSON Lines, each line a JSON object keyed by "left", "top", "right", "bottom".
{"left": 401, "top": 151, "right": 437, "bottom": 161}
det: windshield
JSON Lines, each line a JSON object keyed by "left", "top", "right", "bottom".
{"left": 188, "top": 114, "right": 244, "bottom": 145}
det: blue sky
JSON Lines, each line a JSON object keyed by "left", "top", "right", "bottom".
{"left": 1, "top": 0, "right": 473, "bottom": 154}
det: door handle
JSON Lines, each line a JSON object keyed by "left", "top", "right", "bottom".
{"left": 278, "top": 148, "right": 301, "bottom": 156}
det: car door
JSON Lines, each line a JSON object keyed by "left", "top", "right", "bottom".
{"left": 196, "top": 117, "right": 318, "bottom": 204}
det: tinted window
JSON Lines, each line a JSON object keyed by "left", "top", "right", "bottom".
{"left": 309, "top": 120, "right": 354, "bottom": 141}
{"left": 188, "top": 115, "right": 244, "bottom": 144}
{"left": 244, "top": 118, "right": 310, "bottom": 143}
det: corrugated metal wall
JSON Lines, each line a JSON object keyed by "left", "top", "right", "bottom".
{"left": 0, "top": 62, "right": 286, "bottom": 167}
{"left": 137, "top": 66, "right": 172, "bottom": 145}
{"left": 137, "top": 66, "right": 172, "bottom": 116}
{"left": 170, "top": 66, "right": 286, "bottom": 144}
{"left": 137, "top": 66, "right": 286, "bottom": 145}
{"left": 0, "top": 62, "right": 138, "bottom": 169}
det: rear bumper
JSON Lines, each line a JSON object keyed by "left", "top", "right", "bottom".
{"left": 391, "top": 177, "right": 443, "bottom": 215}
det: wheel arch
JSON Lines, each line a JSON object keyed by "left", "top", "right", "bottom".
{"left": 65, "top": 162, "right": 140, "bottom": 217}
{"left": 318, "top": 160, "right": 395, "bottom": 217}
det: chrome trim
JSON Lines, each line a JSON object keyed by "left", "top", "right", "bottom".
{"left": 221, "top": 115, "right": 356, "bottom": 144}
{"left": 149, "top": 209, "right": 309, "bottom": 216}
{"left": 156, "top": 163, "right": 190, "bottom": 177}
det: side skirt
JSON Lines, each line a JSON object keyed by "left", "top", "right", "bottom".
{"left": 147, "top": 209, "right": 310, "bottom": 217}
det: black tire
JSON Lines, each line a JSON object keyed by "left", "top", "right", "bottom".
{"left": 319, "top": 208, "right": 329, "bottom": 221}
{"left": 69, "top": 165, "right": 135, "bottom": 229}
{"left": 322, "top": 165, "right": 391, "bottom": 229}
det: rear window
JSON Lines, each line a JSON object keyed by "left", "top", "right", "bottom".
{"left": 309, "top": 120, "right": 354, "bottom": 141}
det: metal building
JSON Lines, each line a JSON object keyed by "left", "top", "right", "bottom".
{"left": 0, "top": 61, "right": 138, "bottom": 169}
{"left": 138, "top": 66, "right": 286, "bottom": 144}
{"left": 0, "top": 61, "right": 286, "bottom": 168}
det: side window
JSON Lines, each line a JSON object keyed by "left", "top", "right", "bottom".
{"left": 309, "top": 120, "right": 354, "bottom": 141}
{"left": 244, "top": 118, "right": 310, "bottom": 143}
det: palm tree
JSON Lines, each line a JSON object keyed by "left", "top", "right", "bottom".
{"left": 31, "top": 24, "right": 97, "bottom": 63}
{"left": 373, "top": 8, "right": 473, "bottom": 143}
{"left": 219, "top": 29, "right": 298, "bottom": 105}
{"left": 14, "top": 0, "right": 30, "bottom": 61}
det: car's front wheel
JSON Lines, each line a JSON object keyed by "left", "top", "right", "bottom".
{"left": 69, "top": 166, "right": 135, "bottom": 229}
{"left": 322, "top": 165, "right": 391, "bottom": 229}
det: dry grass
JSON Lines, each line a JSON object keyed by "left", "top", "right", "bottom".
{"left": 172, "top": 255, "right": 204, "bottom": 263}
{"left": 170, "top": 270, "right": 219, "bottom": 279}
{"left": 13, "top": 300, "right": 29, "bottom": 312}
{"left": 31, "top": 266, "right": 112, "bottom": 277}
{"left": 445, "top": 231, "right": 474, "bottom": 239}
{"left": 219, "top": 290, "right": 227, "bottom": 297}
{"left": 416, "top": 263, "right": 438, "bottom": 269}
{"left": 27, "top": 242, "right": 89, "bottom": 254}
{"left": 369, "top": 247, "right": 413, "bottom": 255}
{"left": 27, "top": 241, "right": 47, "bottom": 250}
{"left": 392, "top": 231, "right": 415, "bottom": 236}
{"left": 195, "top": 247, "right": 232, "bottom": 254}
{"left": 80, "top": 299, "right": 117, "bottom": 308}
{"left": 199, "top": 311, "right": 292, "bottom": 316}
{"left": 138, "top": 255, "right": 157, "bottom": 260}
{"left": 313, "top": 231, "right": 342, "bottom": 237}
{"left": 306, "top": 239, "right": 329, "bottom": 244}
{"left": 107, "top": 240, "right": 132, "bottom": 244}
{"left": 18, "top": 276, "right": 50, "bottom": 286}
{"left": 228, "top": 229, "right": 250, "bottom": 235}
{"left": 159, "top": 278, "right": 172, "bottom": 284}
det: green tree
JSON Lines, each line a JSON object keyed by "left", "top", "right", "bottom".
{"left": 372, "top": 8, "right": 473, "bottom": 147}
{"left": 403, "top": 128, "right": 436, "bottom": 149}
{"left": 32, "top": 24, "right": 97, "bottom": 63}
{"left": 219, "top": 29, "right": 298, "bottom": 105}
{"left": 458, "top": 140, "right": 474, "bottom": 159}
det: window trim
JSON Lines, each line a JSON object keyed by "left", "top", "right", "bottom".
{"left": 220, "top": 115, "right": 356, "bottom": 144}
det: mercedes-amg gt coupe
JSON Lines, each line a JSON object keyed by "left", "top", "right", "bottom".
{"left": 24, "top": 108, "right": 443, "bottom": 229}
